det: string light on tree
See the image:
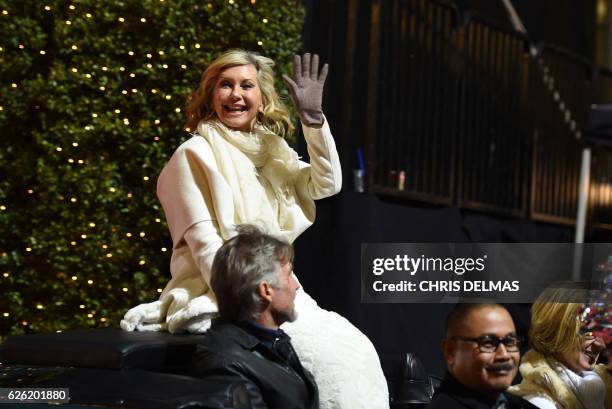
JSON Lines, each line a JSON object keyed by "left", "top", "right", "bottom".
{"left": 0, "top": 0, "right": 304, "bottom": 338}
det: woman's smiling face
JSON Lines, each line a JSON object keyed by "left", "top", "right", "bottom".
{"left": 212, "top": 64, "right": 262, "bottom": 132}
{"left": 556, "top": 334, "right": 605, "bottom": 373}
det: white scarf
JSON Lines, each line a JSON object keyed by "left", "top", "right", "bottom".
{"left": 553, "top": 359, "right": 606, "bottom": 409}
{"left": 197, "top": 120, "right": 300, "bottom": 238}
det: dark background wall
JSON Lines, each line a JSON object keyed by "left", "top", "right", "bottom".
{"left": 293, "top": 190, "right": 571, "bottom": 376}
{"left": 293, "top": 0, "right": 598, "bottom": 377}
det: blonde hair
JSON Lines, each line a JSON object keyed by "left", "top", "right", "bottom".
{"left": 185, "top": 49, "right": 294, "bottom": 138}
{"left": 529, "top": 286, "right": 588, "bottom": 355}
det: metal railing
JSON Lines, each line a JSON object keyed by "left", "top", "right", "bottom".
{"left": 530, "top": 45, "right": 592, "bottom": 225}
{"left": 367, "top": 0, "right": 459, "bottom": 204}
{"left": 365, "top": 0, "right": 612, "bottom": 230}
{"left": 456, "top": 14, "right": 530, "bottom": 216}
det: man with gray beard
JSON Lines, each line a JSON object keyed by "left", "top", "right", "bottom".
{"left": 192, "top": 225, "right": 318, "bottom": 409}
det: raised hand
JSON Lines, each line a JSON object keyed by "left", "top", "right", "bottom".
{"left": 282, "top": 53, "right": 329, "bottom": 127}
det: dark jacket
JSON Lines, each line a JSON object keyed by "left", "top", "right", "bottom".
{"left": 192, "top": 320, "right": 318, "bottom": 409}
{"left": 427, "top": 372, "right": 539, "bottom": 409}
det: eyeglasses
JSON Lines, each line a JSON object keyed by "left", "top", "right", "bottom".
{"left": 579, "top": 328, "right": 598, "bottom": 342}
{"left": 449, "top": 335, "right": 523, "bottom": 353}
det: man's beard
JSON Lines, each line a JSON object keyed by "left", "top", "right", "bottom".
{"left": 273, "top": 307, "right": 298, "bottom": 325}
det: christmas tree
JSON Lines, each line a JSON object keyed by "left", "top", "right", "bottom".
{"left": 0, "top": 0, "right": 304, "bottom": 336}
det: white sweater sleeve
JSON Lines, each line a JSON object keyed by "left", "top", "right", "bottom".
{"left": 301, "top": 116, "right": 342, "bottom": 199}
{"left": 183, "top": 220, "right": 224, "bottom": 286}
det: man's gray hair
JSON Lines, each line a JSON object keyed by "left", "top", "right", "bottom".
{"left": 210, "top": 224, "right": 294, "bottom": 321}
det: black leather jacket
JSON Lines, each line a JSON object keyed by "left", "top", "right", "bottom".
{"left": 427, "top": 373, "right": 539, "bottom": 409}
{"left": 192, "top": 320, "right": 319, "bottom": 409}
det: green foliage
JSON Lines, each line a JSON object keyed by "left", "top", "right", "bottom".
{"left": 0, "top": 0, "right": 304, "bottom": 337}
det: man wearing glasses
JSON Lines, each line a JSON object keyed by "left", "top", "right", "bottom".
{"left": 427, "top": 303, "right": 538, "bottom": 409}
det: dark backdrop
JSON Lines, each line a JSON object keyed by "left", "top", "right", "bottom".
{"left": 294, "top": 0, "right": 587, "bottom": 376}
{"left": 293, "top": 191, "right": 571, "bottom": 376}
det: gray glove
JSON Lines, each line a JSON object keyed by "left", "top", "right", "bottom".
{"left": 282, "top": 53, "right": 329, "bottom": 127}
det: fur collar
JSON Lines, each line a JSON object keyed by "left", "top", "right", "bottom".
{"left": 508, "top": 349, "right": 612, "bottom": 409}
